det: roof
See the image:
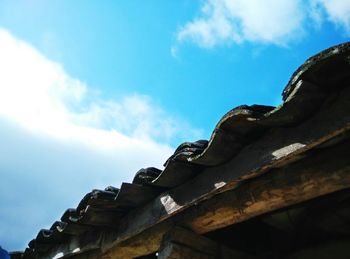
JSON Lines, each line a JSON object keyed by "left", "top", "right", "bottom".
{"left": 12, "top": 41, "right": 350, "bottom": 259}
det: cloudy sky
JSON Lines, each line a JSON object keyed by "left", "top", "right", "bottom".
{"left": 0, "top": 0, "right": 349, "bottom": 252}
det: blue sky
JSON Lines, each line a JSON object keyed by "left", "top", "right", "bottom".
{"left": 0, "top": 0, "right": 349, "bottom": 252}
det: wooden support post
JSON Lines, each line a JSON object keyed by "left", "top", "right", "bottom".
{"left": 158, "top": 227, "right": 253, "bottom": 259}
{"left": 158, "top": 227, "right": 217, "bottom": 259}
{"left": 158, "top": 227, "right": 255, "bottom": 259}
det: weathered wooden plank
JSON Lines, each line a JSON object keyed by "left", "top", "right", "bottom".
{"left": 159, "top": 227, "right": 218, "bottom": 259}
{"left": 102, "top": 138, "right": 350, "bottom": 258}
{"left": 158, "top": 227, "right": 216, "bottom": 259}
{"left": 159, "top": 243, "right": 212, "bottom": 259}
{"left": 157, "top": 227, "right": 254, "bottom": 259}
{"left": 186, "top": 139, "right": 350, "bottom": 233}
{"left": 101, "top": 87, "right": 350, "bottom": 254}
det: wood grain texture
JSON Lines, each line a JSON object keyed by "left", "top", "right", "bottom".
{"left": 158, "top": 227, "right": 254, "bottom": 259}
{"left": 102, "top": 138, "right": 350, "bottom": 258}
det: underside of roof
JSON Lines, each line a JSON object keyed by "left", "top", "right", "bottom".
{"left": 11, "top": 42, "right": 350, "bottom": 259}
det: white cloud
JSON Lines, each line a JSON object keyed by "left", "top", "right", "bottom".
{"left": 177, "top": 0, "right": 305, "bottom": 48}
{"left": 176, "top": 0, "right": 350, "bottom": 49}
{"left": 0, "top": 29, "right": 201, "bottom": 145}
{"left": 0, "top": 28, "right": 201, "bottom": 250}
{"left": 312, "top": 0, "right": 350, "bottom": 33}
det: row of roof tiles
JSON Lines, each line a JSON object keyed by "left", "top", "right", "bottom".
{"left": 13, "top": 41, "right": 350, "bottom": 259}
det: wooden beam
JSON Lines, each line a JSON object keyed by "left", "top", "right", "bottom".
{"left": 103, "top": 138, "right": 350, "bottom": 258}
{"left": 100, "top": 88, "right": 350, "bottom": 258}
{"left": 158, "top": 228, "right": 216, "bottom": 259}
{"left": 186, "top": 139, "right": 350, "bottom": 233}
{"left": 157, "top": 227, "right": 255, "bottom": 259}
